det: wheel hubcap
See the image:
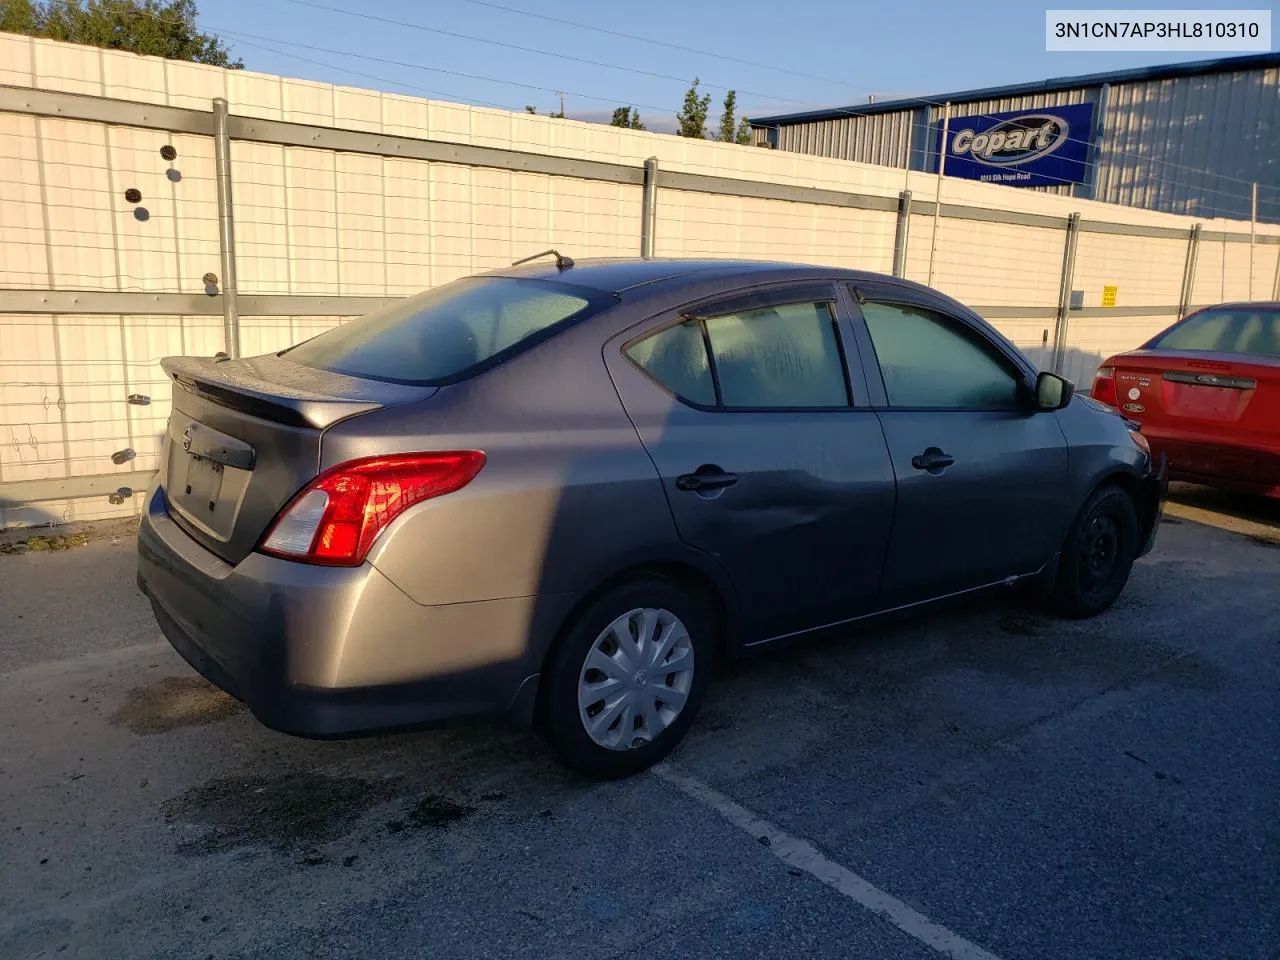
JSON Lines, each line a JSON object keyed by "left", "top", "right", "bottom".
{"left": 577, "top": 607, "right": 695, "bottom": 751}
{"left": 1080, "top": 511, "right": 1120, "bottom": 592}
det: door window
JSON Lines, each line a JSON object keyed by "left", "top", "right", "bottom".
{"left": 703, "top": 302, "right": 848, "bottom": 408}
{"left": 861, "top": 301, "right": 1021, "bottom": 409}
{"left": 625, "top": 319, "right": 716, "bottom": 406}
{"left": 626, "top": 302, "right": 849, "bottom": 409}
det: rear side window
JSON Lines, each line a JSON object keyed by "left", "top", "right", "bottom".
{"left": 625, "top": 320, "right": 716, "bottom": 406}
{"left": 1150, "top": 308, "right": 1280, "bottom": 358}
{"left": 286, "top": 277, "right": 614, "bottom": 385}
{"left": 625, "top": 301, "right": 849, "bottom": 409}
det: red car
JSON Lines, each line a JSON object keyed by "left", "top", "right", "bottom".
{"left": 1091, "top": 302, "right": 1280, "bottom": 498}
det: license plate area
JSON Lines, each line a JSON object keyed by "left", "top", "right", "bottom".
{"left": 183, "top": 455, "right": 224, "bottom": 513}
{"left": 165, "top": 418, "right": 255, "bottom": 542}
{"left": 1161, "top": 382, "right": 1250, "bottom": 422}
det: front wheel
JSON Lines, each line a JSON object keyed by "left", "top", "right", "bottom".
{"left": 1048, "top": 484, "right": 1140, "bottom": 618}
{"left": 542, "top": 577, "right": 713, "bottom": 779}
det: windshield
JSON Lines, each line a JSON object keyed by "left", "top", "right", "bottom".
{"left": 285, "top": 276, "right": 615, "bottom": 384}
{"left": 1150, "top": 307, "right": 1280, "bottom": 359}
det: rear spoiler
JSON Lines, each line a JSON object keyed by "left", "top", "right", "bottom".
{"left": 161, "top": 355, "right": 434, "bottom": 429}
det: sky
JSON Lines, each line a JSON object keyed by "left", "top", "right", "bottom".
{"left": 195, "top": 0, "right": 1274, "bottom": 131}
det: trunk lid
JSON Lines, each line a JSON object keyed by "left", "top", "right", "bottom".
{"left": 1111, "top": 349, "right": 1280, "bottom": 478}
{"left": 1112, "top": 350, "right": 1278, "bottom": 426}
{"left": 159, "top": 353, "right": 435, "bottom": 564}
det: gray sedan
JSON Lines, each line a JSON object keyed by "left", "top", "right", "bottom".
{"left": 137, "top": 257, "right": 1166, "bottom": 779}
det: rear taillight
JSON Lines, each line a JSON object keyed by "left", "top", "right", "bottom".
{"left": 260, "top": 451, "right": 486, "bottom": 566}
{"left": 1091, "top": 366, "right": 1117, "bottom": 407}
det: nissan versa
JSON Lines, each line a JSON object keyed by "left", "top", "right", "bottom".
{"left": 137, "top": 257, "right": 1167, "bottom": 779}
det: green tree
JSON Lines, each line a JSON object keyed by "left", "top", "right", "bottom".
{"left": 715, "top": 89, "right": 738, "bottom": 142}
{"left": 1, "top": 0, "right": 241, "bottom": 67}
{"left": 736, "top": 116, "right": 752, "bottom": 145}
{"left": 676, "top": 77, "right": 711, "bottom": 139}
{"left": 610, "top": 106, "right": 645, "bottom": 130}
{"left": 525, "top": 105, "right": 537, "bottom": 113}
{"left": 0, "top": 0, "right": 40, "bottom": 33}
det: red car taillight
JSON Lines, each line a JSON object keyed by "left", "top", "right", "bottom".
{"left": 259, "top": 451, "right": 486, "bottom": 566}
{"left": 1091, "top": 366, "right": 1118, "bottom": 407}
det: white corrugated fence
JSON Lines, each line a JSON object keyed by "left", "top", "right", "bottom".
{"left": 1, "top": 34, "right": 1278, "bottom": 526}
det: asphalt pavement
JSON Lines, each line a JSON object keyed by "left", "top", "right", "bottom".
{"left": 1, "top": 488, "right": 1277, "bottom": 960}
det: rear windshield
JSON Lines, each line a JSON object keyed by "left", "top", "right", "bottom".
{"left": 285, "top": 276, "right": 615, "bottom": 384}
{"left": 1150, "top": 307, "right": 1280, "bottom": 358}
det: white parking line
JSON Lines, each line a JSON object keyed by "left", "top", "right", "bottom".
{"left": 652, "top": 764, "right": 1005, "bottom": 960}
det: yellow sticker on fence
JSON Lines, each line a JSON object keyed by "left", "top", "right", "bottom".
{"left": 1102, "top": 285, "right": 1118, "bottom": 308}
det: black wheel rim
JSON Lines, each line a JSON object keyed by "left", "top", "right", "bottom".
{"left": 1078, "top": 509, "right": 1121, "bottom": 595}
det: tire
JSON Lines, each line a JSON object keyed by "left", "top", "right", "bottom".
{"left": 542, "top": 576, "right": 713, "bottom": 779}
{"left": 1049, "top": 483, "right": 1140, "bottom": 618}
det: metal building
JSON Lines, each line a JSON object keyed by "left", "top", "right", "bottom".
{"left": 748, "top": 53, "right": 1279, "bottom": 223}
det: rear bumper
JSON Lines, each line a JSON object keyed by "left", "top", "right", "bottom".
{"left": 136, "top": 482, "right": 549, "bottom": 738}
{"left": 1137, "top": 452, "right": 1169, "bottom": 558}
{"left": 1142, "top": 429, "right": 1280, "bottom": 493}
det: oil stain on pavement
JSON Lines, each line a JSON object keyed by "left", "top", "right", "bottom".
{"left": 162, "top": 772, "right": 401, "bottom": 854}
{"left": 161, "top": 772, "right": 478, "bottom": 857}
{"left": 385, "top": 796, "right": 475, "bottom": 833}
{"left": 109, "top": 676, "right": 245, "bottom": 735}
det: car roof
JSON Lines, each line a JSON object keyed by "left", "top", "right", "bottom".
{"left": 1190, "top": 301, "right": 1280, "bottom": 311}
{"left": 484, "top": 257, "right": 912, "bottom": 296}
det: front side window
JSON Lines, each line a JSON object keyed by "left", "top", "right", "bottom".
{"left": 625, "top": 301, "right": 849, "bottom": 409}
{"left": 861, "top": 301, "right": 1020, "bottom": 409}
{"left": 286, "top": 276, "right": 613, "bottom": 385}
{"left": 1150, "top": 307, "right": 1280, "bottom": 358}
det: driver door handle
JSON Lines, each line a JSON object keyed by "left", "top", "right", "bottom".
{"left": 911, "top": 448, "right": 955, "bottom": 472}
{"left": 675, "top": 468, "right": 739, "bottom": 492}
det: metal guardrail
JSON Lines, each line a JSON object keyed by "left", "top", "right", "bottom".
{"left": 0, "top": 291, "right": 397, "bottom": 315}
{"left": 0, "top": 470, "right": 157, "bottom": 509}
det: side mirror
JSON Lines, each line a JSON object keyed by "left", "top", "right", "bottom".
{"left": 1034, "top": 371, "right": 1075, "bottom": 411}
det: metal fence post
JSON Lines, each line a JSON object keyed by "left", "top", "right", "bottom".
{"left": 1248, "top": 182, "right": 1257, "bottom": 298}
{"left": 640, "top": 157, "right": 658, "bottom": 259}
{"left": 892, "top": 190, "right": 911, "bottom": 278}
{"left": 926, "top": 103, "right": 950, "bottom": 287}
{"left": 1052, "top": 212, "right": 1081, "bottom": 375}
{"left": 212, "top": 97, "right": 240, "bottom": 359}
{"left": 1078, "top": 81, "right": 1109, "bottom": 201}
{"left": 1274, "top": 242, "right": 1280, "bottom": 301}
{"left": 1177, "top": 223, "right": 1202, "bottom": 320}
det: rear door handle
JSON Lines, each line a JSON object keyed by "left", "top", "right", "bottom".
{"left": 676, "top": 467, "right": 739, "bottom": 492}
{"left": 911, "top": 448, "right": 955, "bottom": 473}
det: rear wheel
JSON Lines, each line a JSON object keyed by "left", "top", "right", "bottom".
{"left": 542, "top": 577, "right": 712, "bottom": 779}
{"left": 1049, "top": 484, "right": 1139, "bottom": 618}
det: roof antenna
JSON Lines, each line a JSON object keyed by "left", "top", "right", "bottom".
{"left": 512, "top": 249, "right": 575, "bottom": 271}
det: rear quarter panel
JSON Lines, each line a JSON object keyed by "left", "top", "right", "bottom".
{"left": 319, "top": 301, "right": 736, "bottom": 617}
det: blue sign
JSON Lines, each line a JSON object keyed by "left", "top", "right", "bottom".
{"left": 936, "top": 102, "right": 1095, "bottom": 187}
